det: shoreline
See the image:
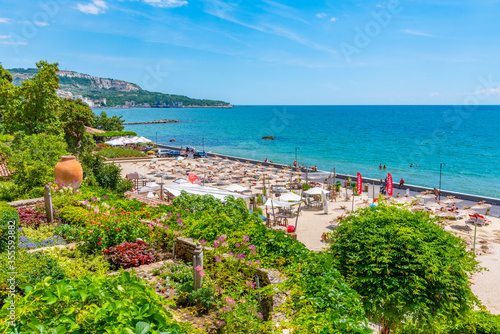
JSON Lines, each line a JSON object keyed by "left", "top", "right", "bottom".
{"left": 154, "top": 143, "right": 500, "bottom": 207}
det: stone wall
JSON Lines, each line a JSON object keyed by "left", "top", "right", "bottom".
{"left": 175, "top": 237, "right": 199, "bottom": 263}
{"left": 8, "top": 197, "right": 44, "bottom": 208}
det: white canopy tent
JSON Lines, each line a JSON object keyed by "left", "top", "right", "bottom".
{"left": 278, "top": 192, "right": 302, "bottom": 202}
{"left": 263, "top": 198, "right": 299, "bottom": 208}
{"left": 104, "top": 138, "right": 125, "bottom": 146}
{"left": 304, "top": 187, "right": 328, "bottom": 196}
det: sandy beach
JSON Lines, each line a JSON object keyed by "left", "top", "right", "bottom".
{"left": 114, "top": 156, "right": 500, "bottom": 315}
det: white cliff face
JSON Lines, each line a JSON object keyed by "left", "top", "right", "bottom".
{"left": 11, "top": 70, "right": 141, "bottom": 92}
{"left": 57, "top": 71, "right": 141, "bottom": 91}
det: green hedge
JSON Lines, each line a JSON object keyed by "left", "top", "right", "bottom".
{"left": 96, "top": 147, "right": 147, "bottom": 158}
{"left": 97, "top": 131, "right": 137, "bottom": 137}
{"left": 0, "top": 202, "right": 19, "bottom": 253}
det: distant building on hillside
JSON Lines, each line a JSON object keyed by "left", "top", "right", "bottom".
{"left": 172, "top": 102, "right": 183, "bottom": 107}
{"left": 81, "top": 97, "right": 94, "bottom": 108}
{"left": 125, "top": 101, "right": 136, "bottom": 107}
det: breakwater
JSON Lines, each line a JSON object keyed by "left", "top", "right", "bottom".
{"left": 122, "top": 119, "right": 179, "bottom": 125}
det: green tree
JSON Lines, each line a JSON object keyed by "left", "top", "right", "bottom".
{"left": 0, "top": 64, "right": 14, "bottom": 124}
{"left": 59, "top": 98, "right": 96, "bottom": 155}
{"left": 2, "top": 61, "right": 62, "bottom": 135}
{"left": 329, "top": 206, "right": 480, "bottom": 334}
{"left": 7, "top": 133, "right": 68, "bottom": 197}
{"left": 92, "top": 111, "right": 124, "bottom": 131}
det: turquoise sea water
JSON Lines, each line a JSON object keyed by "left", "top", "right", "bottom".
{"left": 104, "top": 105, "right": 500, "bottom": 198}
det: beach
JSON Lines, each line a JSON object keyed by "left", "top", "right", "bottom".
{"left": 114, "top": 155, "right": 500, "bottom": 315}
{"left": 104, "top": 105, "right": 500, "bottom": 198}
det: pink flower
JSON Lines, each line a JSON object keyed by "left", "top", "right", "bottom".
{"left": 111, "top": 207, "right": 115, "bottom": 211}
{"left": 116, "top": 228, "right": 120, "bottom": 231}
{"left": 89, "top": 230, "right": 93, "bottom": 233}
{"left": 199, "top": 270, "right": 206, "bottom": 277}
{"left": 98, "top": 237, "right": 101, "bottom": 240}
{"left": 97, "top": 242, "right": 102, "bottom": 245}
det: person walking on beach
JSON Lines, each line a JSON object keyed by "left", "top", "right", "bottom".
{"left": 399, "top": 178, "right": 405, "bottom": 189}
{"left": 264, "top": 158, "right": 268, "bottom": 162}
{"left": 293, "top": 160, "right": 297, "bottom": 167}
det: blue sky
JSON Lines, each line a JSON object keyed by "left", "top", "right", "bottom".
{"left": 1, "top": 0, "right": 500, "bottom": 105}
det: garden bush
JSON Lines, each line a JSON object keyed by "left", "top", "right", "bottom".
{"left": 0, "top": 271, "right": 189, "bottom": 333}
{"left": 79, "top": 152, "right": 133, "bottom": 194}
{"left": 58, "top": 205, "right": 90, "bottom": 226}
{"left": 0, "top": 182, "right": 18, "bottom": 202}
{"left": 177, "top": 283, "right": 216, "bottom": 314}
{"left": 0, "top": 251, "right": 65, "bottom": 308}
{"left": 153, "top": 262, "right": 193, "bottom": 287}
{"left": 329, "top": 206, "right": 480, "bottom": 333}
{"left": 0, "top": 201, "right": 19, "bottom": 253}
{"left": 285, "top": 252, "right": 371, "bottom": 333}
{"left": 45, "top": 247, "right": 110, "bottom": 279}
{"left": 103, "top": 240, "right": 160, "bottom": 269}
{"left": 16, "top": 206, "right": 46, "bottom": 228}
{"left": 53, "top": 223, "right": 84, "bottom": 242}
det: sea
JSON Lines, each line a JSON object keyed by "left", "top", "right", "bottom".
{"left": 103, "top": 105, "right": 500, "bottom": 198}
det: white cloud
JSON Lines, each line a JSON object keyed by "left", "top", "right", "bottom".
{"left": 404, "top": 29, "right": 432, "bottom": 37}
{"left": 475, "top": 87, "right": 500, "bottom": 95}
{"left": 77, "top": 0, "right": 108, "bottom": 15}
{"left": 330, "top": 17, "right": 337, "bottom": 22}
{"left": 0, "top": 17, "right": 10, "bottom": 24}
{"left": 316, "top": 12, "right": 327, "bottom": 18}
{"left": 429, "top": 92, "right": 439, "bottom": 97}
{"left": 34, "top": 21, "right": 49, "bottom": 27}
{"left": 143, "top": 0, "right": 188, "bottom": 8}
{"left": 0, "top": 35, "right": 9, "bottom": 39}
{"left": 0, "top": 40, "right": 27, "bottom": 46}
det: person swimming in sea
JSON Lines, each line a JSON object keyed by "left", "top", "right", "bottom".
{"left": 379, "top": 163, "right": 382, "bottom": 170}
{"left": 383, "top": 164, "right": 386, "bottom": 169}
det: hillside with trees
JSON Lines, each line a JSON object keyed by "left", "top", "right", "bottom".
{"left": 8, "top": 68, "right": 231, "bottom": 108}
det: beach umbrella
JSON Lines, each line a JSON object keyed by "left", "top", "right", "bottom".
{"left": 471, "top": 202, "right": 492, "bottom": 214}
{"left": 441, "top": 197, "right": 463, "bottom": 205}
{"left": 224, "top": 184, "right": 249, "bottom": 192}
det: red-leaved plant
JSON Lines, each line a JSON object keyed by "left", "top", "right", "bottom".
{"left": 102, "top": 240, "right": 160, "bottom": 269}
{"left": 17, "top": 207, "right": 47, "bottom": 228}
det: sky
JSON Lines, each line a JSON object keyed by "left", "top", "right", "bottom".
{"left": 1, "top": 0, "right": 500, "bottom": 105}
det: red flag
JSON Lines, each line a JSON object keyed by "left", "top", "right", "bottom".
{"left": 188, "top": 173, "right": 200, "bottom": 184}
{"left": 357, "top": 173, "right": 362, "bottom": 195}
{"left": 387, "top": 173, "right": 393, "bottom": 196}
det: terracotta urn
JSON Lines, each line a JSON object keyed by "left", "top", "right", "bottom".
{"left": 54, "top": 156, "right": 83, "bottom": 187}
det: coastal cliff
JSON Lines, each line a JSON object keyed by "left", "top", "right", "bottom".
{"left": 8, "top": 68, "right": 231, "bottom": 108}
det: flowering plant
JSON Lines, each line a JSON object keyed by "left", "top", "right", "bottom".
{"left": 103, "top": 239, "right": 160, "bottom": 269}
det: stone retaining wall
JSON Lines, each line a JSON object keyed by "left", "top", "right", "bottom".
{"left": 8, "top": 197, "right": 44, "bottom": 208}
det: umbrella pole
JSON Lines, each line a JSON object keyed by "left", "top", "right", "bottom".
{"left": 473, "top": 223, "right": 477, "bottom": 255}
{"left": 294, "top": 189, "right": 304, "bottom": 232}
{"left": 352, "top": 192, "right": 355, "bottom": 211}
{"left": 270, "top": 199, "right": 276, "bottom": 226}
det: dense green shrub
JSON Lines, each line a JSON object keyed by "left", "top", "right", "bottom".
{"left": 329, "top": 206, "right": 480, "bottom": 333}
{"left": 397, "top": 310, "right": 500, "bottom": 333}
{"left": 0, "top": 271, "right": 189, "bottom": 333}
{"left": 96, "top": 147, "right": 147, "bottom": 158}
{"left": 58, "top": 205, "right": 90, "bottom": 226}
{"left": 285, "top": 252, "right": 371, "bottom": 333}
{"left": 0, "top": 251, "right": 65, "bottom": 307}
{"left": 79, "top": 152, "right": 133, "bottom": 194}
{"left": 7, "top": 133, "right": 67, "bottom": 198}
{"left": 0, "top": 201, "right": 19, "bottom": 253}
{"left": 45, "top": 247, "right": 110, "bottom": 279}
{"left": 0, "top": 182, "right": 17, "bottom": 202}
